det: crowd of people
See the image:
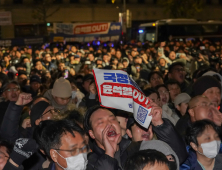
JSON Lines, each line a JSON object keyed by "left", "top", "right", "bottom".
{"left": 0, "top": 38, "right": 222, "bottom": 170}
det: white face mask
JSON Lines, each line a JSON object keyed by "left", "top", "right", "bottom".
{"left": 55, "top": 151, "right": 88, "bottom": 170}
{"left": 197, "top": 140, "right": 221, "bottom": 158}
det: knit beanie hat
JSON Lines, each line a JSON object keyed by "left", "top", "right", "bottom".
{"left": 192, "top": 76, "right": 221, "bottom": 97}
{"left": 30, "top": 101, "right": 50, "bottom": 127}
{"left": 52, "top": 77, "right": 72, "bottom": 98}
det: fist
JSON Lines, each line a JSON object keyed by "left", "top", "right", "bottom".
{"left": 15, "top": 93, "right": 32, "bottom": 106}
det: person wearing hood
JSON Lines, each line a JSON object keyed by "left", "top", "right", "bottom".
{"left": 139, "top": 140, "right": 179, "bottom": 170}
{"left": 192, "top": 76, "right": 222, "bottom": 126}
{"left": 124, "top": 149, "right": 171, "bottom": 170}
{"left": 43, "top": 77, "right": 72, "bottom": 113}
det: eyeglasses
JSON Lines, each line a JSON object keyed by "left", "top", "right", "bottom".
{"left": 173, "top": 68, "right": 185, "bottom": 72}
{"left": 4, "top": 87, "right": 20, "bottom": 92}
{"left": 41, "top": 109, "right": 60, "bottom": 119}
{"left": 190, "top": 102, "right": 214, "bottom": 109}
{"left": 53, "top": 145, "right": 89, "bottom": 156}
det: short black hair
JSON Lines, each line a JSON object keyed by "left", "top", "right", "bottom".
{"left": 168, "top": 62, "right": 185, "bottom": 73}
{"left": 18, "top": 70, "right": 27, "bottom": 77}
{"left": 124, "top": 149, "right": 170, "bottom": 170}
{"left": 165, "top": 79, "right": 180, "bottom": 89}
{"left": 186, "top": 119, "right": 221, "bottom": 146}
{"left": 0, "top": 140, "right": 13, "bottom": 155}
{"left": 33, "top": 119, "right": 84, "bottom": 160}
{"left": 83, "top": 105, "right": 114, "bottom": 133}
{"left": 143, "top": 88, "right": 160, "bottom": 98}
{"left": 147, "top": 71, "right": 163, "bottom": 82}
{"left": 155, "top": 84, "right": 168, "bottom": 92}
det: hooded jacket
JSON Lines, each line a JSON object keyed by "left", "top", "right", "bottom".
{"left": 139, "top": 140, "right": 180, "bottom": 170}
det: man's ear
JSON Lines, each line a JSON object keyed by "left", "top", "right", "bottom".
{"left": 50, "top": 149, "right": 58, "bottom": 163}
{"left": 126, "top": 129, "right": 133, "bottom": 139}
{"left": 188, "top": 109, "right": 194, "bottom": 117}
{"left": 88, "top": 130, "right": 95, "bottom": 139}
{"left": 28, "top": 110, "right": 31, "bottom": 116}
{"left": 40, "top": 149, "right": 45, "bottom": 155}
{"left": 190, "top": 142, "right": 198, "bottom": 152}
{"left": 176, "top": 105, "right": 180, "bottom": 111}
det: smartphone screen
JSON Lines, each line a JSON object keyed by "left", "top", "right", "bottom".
{"left": 64, "top": 69, "right": 69, "bottom": 79}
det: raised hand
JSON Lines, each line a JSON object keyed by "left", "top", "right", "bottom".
{"left": 146, "top": 99, "right": 164, "bottom": 126}
{"left": 15, "top": 93, "right": 32, "bottom": 106}
{"left": 102, "top": 124, "right": 121, "bottom": 158}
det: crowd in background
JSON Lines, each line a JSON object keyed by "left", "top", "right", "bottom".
{"left": 0, "top": 39, "right": 222, "bottom": 170}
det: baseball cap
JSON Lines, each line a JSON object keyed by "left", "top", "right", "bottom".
{"left": 30, "top": 75, "right": 41, "bottom": 84}
{"left": 174, "top": 93, "right": 191, "bottom": 107}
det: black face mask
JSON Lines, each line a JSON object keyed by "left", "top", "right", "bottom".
{"left": 168, "top": 161, "right": 177, "bottom": 170}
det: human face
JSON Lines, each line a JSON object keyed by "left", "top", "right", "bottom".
{"left": 159, "top": 59, "right": 166, "bottom": 67}
{"left": 149, "top": 93, "right": 161, "bottom": 107}
{"left": 116, "top": 51, "right": 121, "bottom": 59}
{"left": 58, "top": 63, "right": 65, "bottom": 71}
{"left": 2, "top": 84, "right": 20, "bottom": 101}
{"left": 169, "top": 51, "right": 176, "bottom": 60}
{"left": 18, "top": 74, "right": 27, "bottom": 84}
{"left": 169, "top": 65, "right": 186, "bottom": 83}
{"left": 127, "top": 124, "right": 153, "bottom": 142}
{"left": 191, "top": 126, "right": 220, "bottom": 157}
{"left": 89, "top": 109, "right": 122, "bottom": 150}
{"left": 203, "top": 87, "right": 221, "bottom": 107}
{"left": 168, "top": 84, "right": 181, "bottom": 102}
{"left": 45, "top": 54, "right": 51, "bottom": 62}
{"left": 150, "top": 73, "right": 163, "bottom": 88}
{"left": 71, "top": 46, "right": 77, "bottom": 53}
{"left": 54, "top": 96, "right": 71, "bottom": 106}
{"left": 31, "top": 82, "right": 41, "bottom": 92}
{"left": 143, "top": 163, "right": 169, "bottom": 170}
{"left": 176, "top": 102, "right": 188, "bottom": 116}
{"left": 189, "top": 97, "right": 214, "bottom": 122}
{"left": 51, "top": 132, "right": 86, "bottom": 169}
{"left": 35, "top": 61, "right": 43, "bottom": 70}
{"left": 0, "top": 146, "right": 9, "bottom": 170}
{"left": 82, "top": 79, "right": 92, "bottom": 92}
{"left": 157, "top": 87, "right": 169, "bottom": 105}
{"left": 88, "top": 54, "right": 94, "bottom": 61}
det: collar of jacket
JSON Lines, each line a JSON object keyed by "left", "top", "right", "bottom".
{"left": 92, "top": 138, "right": 131, "bottom": 156}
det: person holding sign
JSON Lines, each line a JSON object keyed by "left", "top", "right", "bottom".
{"left": 83, "top": 104, "right": 187, "bottom": 170}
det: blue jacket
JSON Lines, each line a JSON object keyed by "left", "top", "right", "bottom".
{"left": 180, "top": 144, "right": 222, "bottom": 170}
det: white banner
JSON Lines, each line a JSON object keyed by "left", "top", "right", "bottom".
{"left": 93, "top": 68, "right": 152, "bottom": 129}
{"left": 0, "top": 12, "right": 12, "bottom": 25}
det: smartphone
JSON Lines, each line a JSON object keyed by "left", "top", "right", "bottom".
{"left": 64, "top": 69, "right": 69, "bottom": 79}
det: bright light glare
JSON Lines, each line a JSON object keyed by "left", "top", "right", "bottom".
{"left": 138, "top": 30, "right": 144, "bottom": 33}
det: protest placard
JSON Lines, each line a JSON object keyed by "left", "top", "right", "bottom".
{"left": 93, "top": 68, "right": 152, "bottom": 128}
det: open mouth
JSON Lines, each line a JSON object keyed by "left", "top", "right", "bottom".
{"left": 107, "top": 129, "right": 117, "bottom": 137}
{"left": 141, "top": 133, "right": 150, "bottom": 140}
{"left": 162, "top": 98, "right": 167, "bottom": 103}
